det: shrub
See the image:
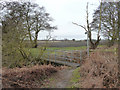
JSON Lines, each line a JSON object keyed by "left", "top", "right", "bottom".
{"left": 2, "top": 65, "right": 57, "bottom": 88}
{"left": 79, "top": 51, "right": 119, "bottom": 88}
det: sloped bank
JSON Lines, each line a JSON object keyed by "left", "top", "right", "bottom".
{"left": 79, "top": 51, "right": 119, "bottom": 88}
{"left": 2, "top": 65, "right": 57, "bottom": 88}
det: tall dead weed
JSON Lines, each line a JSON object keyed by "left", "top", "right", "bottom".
{"left": 2, "top": 65, "right": 57, "bottom": 88}
{"left": 79, "top": 51, "right": 119, "bottom": 88}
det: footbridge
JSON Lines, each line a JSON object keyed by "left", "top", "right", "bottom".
{"left": 41, "top": 49, "right": 87, "bottom": 67}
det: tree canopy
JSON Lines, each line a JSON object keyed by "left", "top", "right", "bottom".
{"left": 0, "top": 1, "right": 57, "bottom": 68}
{"left": 90, "top": 2, "right": 119, "bottom": 46}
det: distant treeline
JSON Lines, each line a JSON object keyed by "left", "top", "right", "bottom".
{"left": 34, "top": 40, "right": 109, "bottom": 47}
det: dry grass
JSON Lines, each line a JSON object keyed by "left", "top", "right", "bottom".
{"left": 79, "top": 51, "right": 119, "bottom": 88}
{"left": 2, "top": 65, "right": 57, "bottom": 88}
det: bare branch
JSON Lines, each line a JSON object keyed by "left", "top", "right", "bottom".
{"left": 72, "top": 22, "right": 87, "bottom": 31}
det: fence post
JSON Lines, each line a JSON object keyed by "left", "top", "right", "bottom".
{"left": 63, "top": 50, "right": 65, "bottom": 66}
{"left": 54, "top": 50, "right": 56, "bottom": 63}
{"left": 47, "top": 49, "right": 50, "bottom": 64}
{"left": 80, "top": 51, "right": 82, "bottom": 65}
{"left": 71, "top": 50, "right": 73, "bottom": 63}
{"left": 65, "top": 51, "right": 67, "bottom": 65}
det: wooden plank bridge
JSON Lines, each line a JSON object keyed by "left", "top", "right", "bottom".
{"left": 41, "top": 49, "right": 87, "bottom": 67}
{"left": 43, "top": 58, "right": 80, "bottom": 67}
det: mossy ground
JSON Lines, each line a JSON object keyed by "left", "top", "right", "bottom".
{"left": 67, "top": 67, "right": 80, "bottom": 88}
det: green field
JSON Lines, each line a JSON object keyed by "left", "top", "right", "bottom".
{"left": 46, "top": 45, "right": 106, "bottom": 51}
{"left": 27, "top": 45, "right": 116, "bottom": 57}
{"left": 27, "top": 46, "right": 87, "bottom": 57}
{"left": 47, "top": 46, "right": 87, "bottom": 50}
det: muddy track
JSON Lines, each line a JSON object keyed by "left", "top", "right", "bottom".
{"left": 41, "top": 67, "right": 75, "bottom": 88}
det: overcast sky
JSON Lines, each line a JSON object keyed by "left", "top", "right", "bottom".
{"left": 2, "top": 0, "right": 101, "bottom": 40}
{"left": 34, "top": 0, "right": 101, "bottom": 40}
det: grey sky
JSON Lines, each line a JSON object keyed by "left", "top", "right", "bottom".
{"left": 2, "top": 0, "right": 101, "bottom": 40}
{"left": 34, "top": 0, "right": 100, "bottom": 40}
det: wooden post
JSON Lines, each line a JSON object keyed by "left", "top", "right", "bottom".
{"left": 117, "top": 1, "right": 120, "bottom": 87}
{"left": 80, "top": 51, "right": 82, "bottom": 64}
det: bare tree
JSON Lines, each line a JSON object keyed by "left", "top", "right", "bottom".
{"left": 1, "top": 1, "right": 29, "bottom": 67}
{"left": 73, "top": 2, "right": 102, "bottom": 49}
{"left": 91, "top": 2, "right": 118, "bottom": 47}
{"left": 23, "top": 2, "right": 57, "bottom": 48}
{"left": 0, "top": 1, "right": 57, "bottom": 67}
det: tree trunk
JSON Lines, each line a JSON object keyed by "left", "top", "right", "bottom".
{"left": 32, "top": 32, "right": 38, "bottom": 48}
{"left": 90, "top": 40, "right": 101, "bottom": 49}
{"left": 108, "top": 40, "right": 114, "bottom": 47}
{"left": 32, "top": 43, "right": 38, "bottom": 48}
{"left": 89, "top": 32, "right": 101, "bottom": 49}
{"left": 32, "top": 40, "right": 38, "bottom": 48}
{"left": 108, "top": 37, "right": 116, "bottom": 47}
{"left": 117, "top": 1, "right": 120, "bottom": 87}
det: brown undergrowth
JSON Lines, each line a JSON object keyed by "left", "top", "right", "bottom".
{"left": 79, "top": 51, "right": 119, "bottom": 88}
{"left": 2, "top": 65, "right": 58, "bottom": 88}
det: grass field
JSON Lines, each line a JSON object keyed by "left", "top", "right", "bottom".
{"left": 27, "top": 45, "right": 117, "bottom": 58}
{"left": 27, "top": 46, "right": 87, "bottom": 57}
{"left": 47, "top": 46, "right": 87, "bottom": 50}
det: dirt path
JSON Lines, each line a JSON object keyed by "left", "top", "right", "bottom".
{"left": 41, "top": 67, "right": 75, "bottom": 88}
